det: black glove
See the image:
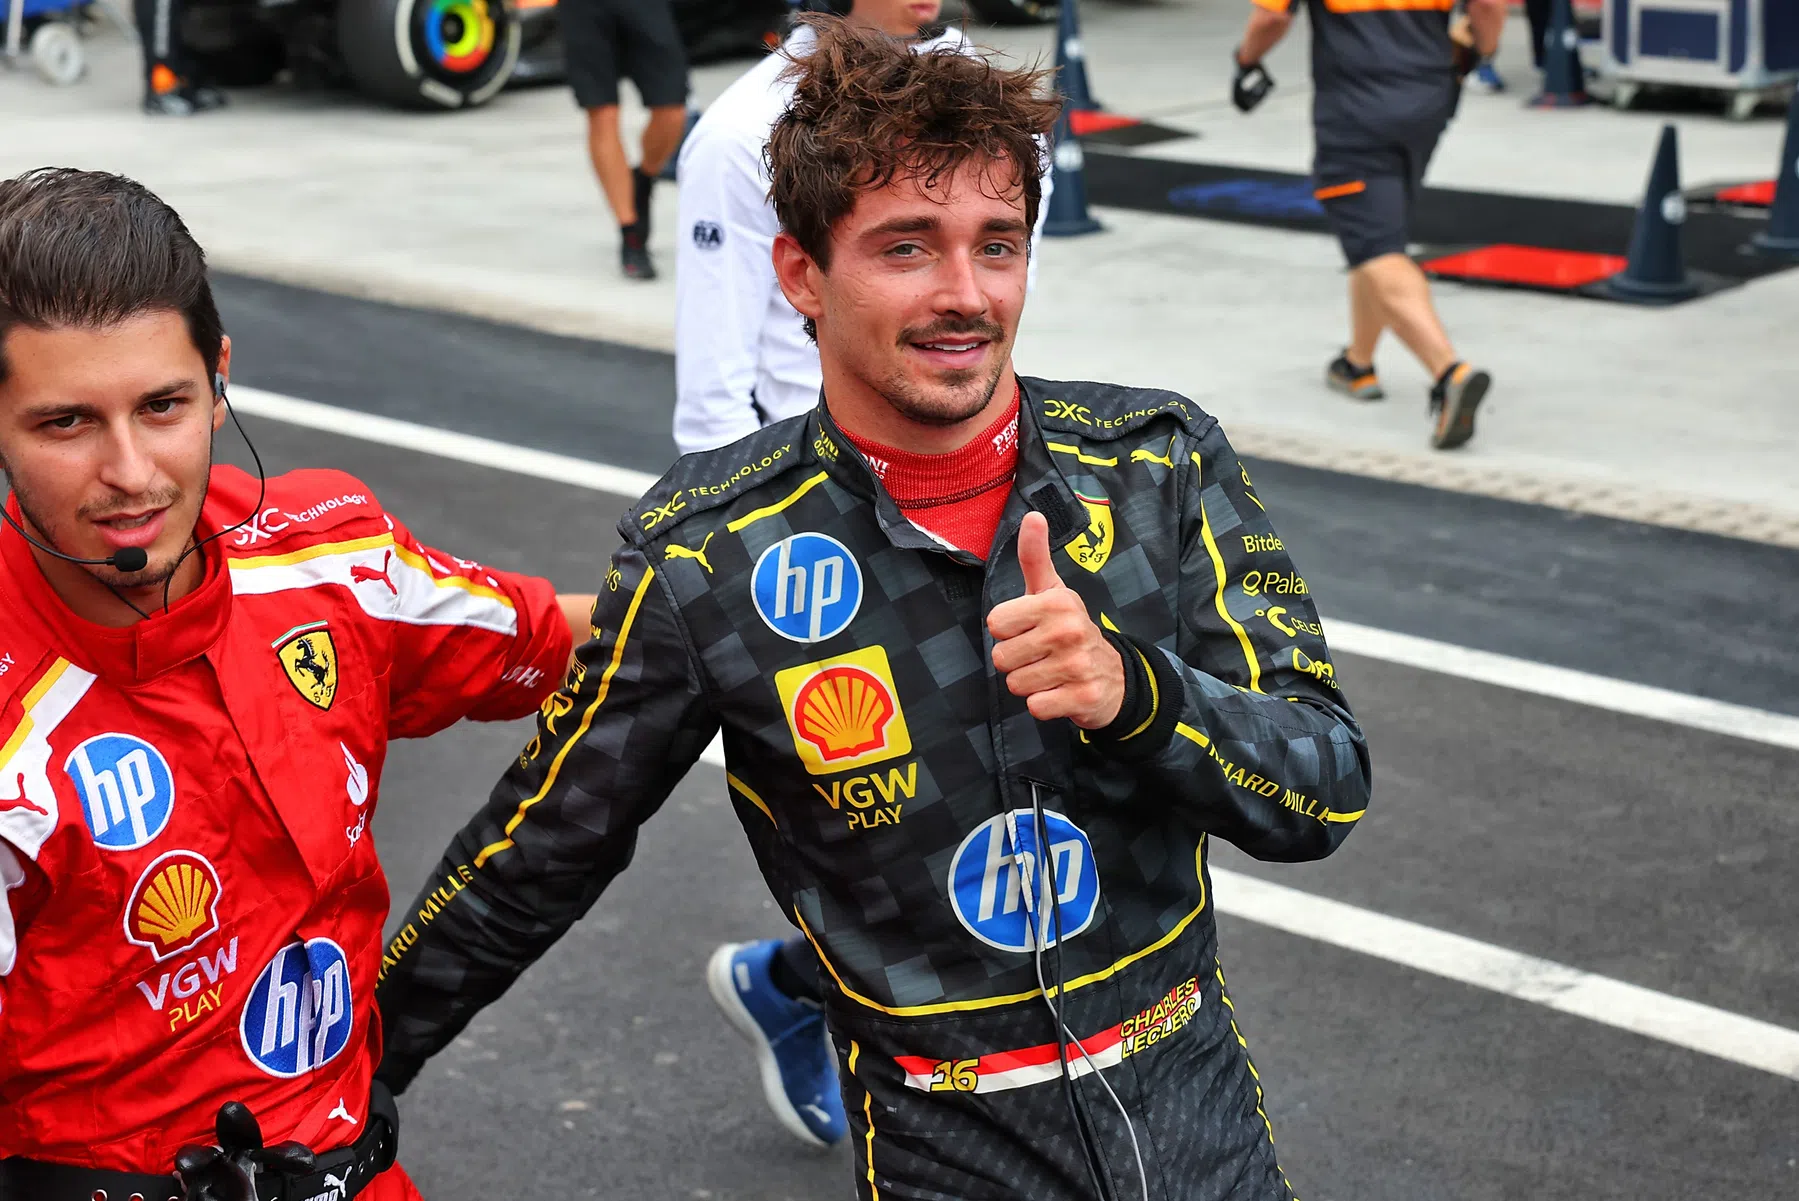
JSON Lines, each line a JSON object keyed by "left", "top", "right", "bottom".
{"left": 1231, "top": 52, "right": 1275, "bottom": 113}
{"left": 175, "top": 1102, "right": 317, "bottom": 1201}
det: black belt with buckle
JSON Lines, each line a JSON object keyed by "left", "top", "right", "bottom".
{"left": 0, "top": 1082, "right": 399, "bottom": 1201}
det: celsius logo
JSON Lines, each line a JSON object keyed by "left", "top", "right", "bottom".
{"left": 125, "top": 850, "right": 222, "bottom": 962}
{"left": 949, "top": 810, "right": 1100, "bottom": 953}
{"left": 65, "top": 733, "right": 176, "bottom": 851}
{"left": 240, "top": 938, "right": 354, "bottom": 1078}
{"left": 752, "top": 533, "right": 863, "bottom": 643}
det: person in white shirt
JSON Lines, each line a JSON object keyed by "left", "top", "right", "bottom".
{"left": 672, "top": 0, "right": 1051, "bottom": 455}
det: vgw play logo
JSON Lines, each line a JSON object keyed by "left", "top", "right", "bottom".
{"left": 752, "top": 532, "right": 863, "bottom": 643}
{"left": 65, "top": 733, "right": 175, "bottom": 851}
{"left": 949, "top": 810, "right": 1101, "bottom": 953}
{"left": 240, "top": 938, "right": 353, "bottom": 1078}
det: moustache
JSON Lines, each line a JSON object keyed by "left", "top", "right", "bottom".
{"left": 78, "top": 487, "right": 183, "bottom": 522}
{"left": 899, "top": 319, "right": 1007, "bottom": 347}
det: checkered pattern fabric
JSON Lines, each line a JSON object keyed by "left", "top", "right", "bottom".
{"left": 378, "top": 379, "right": 1372, "bottom": 1201}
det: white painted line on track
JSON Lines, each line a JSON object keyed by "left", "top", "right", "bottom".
{"left": 230, "top": 386, "right": 662, "bottom": 501}
{"left": 246, "top": 386, "right": 1799, "bottom": 1081}
{"left": 1327, "top": 621, "right": 1799, "bottom": 754}
{"left": 1210, "top": 868, "right": 1799, "bottom": 1082}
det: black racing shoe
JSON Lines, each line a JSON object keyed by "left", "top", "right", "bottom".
{"left": 1429, "top": 362, "right": 1491, "bottom": 450}
{"left": 1325, "top": 352, "right": 1385, "bottom": 401}
{"left": 621, "top": 226, "right": 657, "bottom": 281}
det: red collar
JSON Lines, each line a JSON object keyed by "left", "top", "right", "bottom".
{"left": 1, "top": 492, "right": 233, "bottom": 686}
{"left": 840, "top": 386, "right": 1021, "bottom": 510}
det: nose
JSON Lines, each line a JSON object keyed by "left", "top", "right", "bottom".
{"left": 95, "top": 418, "right": 159, "bottom": 496}
{"left": 931, "top": 248, "right": 988, "bottom": 320}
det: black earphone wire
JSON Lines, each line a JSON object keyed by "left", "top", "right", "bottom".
{"left": 158, "top": 380, "right": 266, "bottom": 615}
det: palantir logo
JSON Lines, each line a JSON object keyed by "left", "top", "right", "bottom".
{"left": 949, "top": 810, "right": 1100, "bottom": 953}
{"left": 65, "top": 733, "right": 176, "bottom": 851}
{"left": 240, "top": 938, "right": 354, "bottom": 1078}
{"left": 751, "top": 533, "right": 864, "bottom": 643}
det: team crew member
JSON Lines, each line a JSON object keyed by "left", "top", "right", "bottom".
{"left": 0, "top": 169, "right": 583, "bottom": 1200}
{"left": 671, "top": 0, "right": 1050, "bottom": 455}
{"left": 378, "top": 22, "right": 1371, "bottom": 1201}
{"left": 135, "top": 0, "right": 225, "bottom": 115}
{"left": 560, "top": 0, "right": 690, "bottom": 279}
{"left": 1234, "top": 0, "right": 1504, "bottom": 449}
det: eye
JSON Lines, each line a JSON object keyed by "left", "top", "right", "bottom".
{"left": 44, "top": 414, "right": 82, "bottom": 432}
{"left": 889, "top": 242, "right": 923, "bottom": 258}
{"left": 144, "top": 397, "right": 181, "bottom": 415}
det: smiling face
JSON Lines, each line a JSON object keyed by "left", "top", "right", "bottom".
{"left": 0, "top": 311, "right": 227, "bottom": 611}
{"left": 774, "top": 155, "right": 1030, "bottom": 450}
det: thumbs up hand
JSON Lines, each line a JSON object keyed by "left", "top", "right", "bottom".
{"left": 988, "top": 511, "right": 1125, "bottom": 729}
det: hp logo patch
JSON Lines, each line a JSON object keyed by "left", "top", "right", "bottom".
{"left": 949, "top": 810, "right": 1100, "bottom": 953}
{"left": 240, "top": 938, "right": 354, "bottom": 1078}
{"left": 65, "top": 733, "right": 175, "bottom": 851}
{"left": 752, "top": 533, "right": 863, "bottom": 643}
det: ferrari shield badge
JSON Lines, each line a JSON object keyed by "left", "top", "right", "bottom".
{"left": 1064, "top": 492, "right": 1114, "bottom": 574}
{"left": 276, "top": 624, "right": 338, "bottom": 710}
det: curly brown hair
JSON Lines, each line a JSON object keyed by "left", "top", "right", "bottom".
{"left": 766, "top": 16, "right": 1061, "bottom": 272}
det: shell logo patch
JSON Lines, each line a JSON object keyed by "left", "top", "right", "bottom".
{"left": 774, "top": 646, "right": 913, "bottom": 776}
{"left": 1064, "top": 492, "right": 1114, "bottom": 573}
{"left": 274, "top": 622, "right": 338, "bottom": 710}
{"left": 125, "top": 850, "right": 222, "bottom": 962}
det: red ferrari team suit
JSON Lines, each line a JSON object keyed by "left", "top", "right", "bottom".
{"left": 0, "top": 465, "right": 571, "bottom": 1199}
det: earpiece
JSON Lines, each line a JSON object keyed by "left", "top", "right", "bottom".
{"left": 214, "top": 372, "right": 227, "bottom": 400}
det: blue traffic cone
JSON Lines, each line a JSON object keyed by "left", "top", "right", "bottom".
{"left": 1751, "top": 89, "right": 1799, "bottom": 258}
{"left": 1529, "top": 0, "right": 1590, "bottom": 108}
{"left": 1054, "top": 0, "right": 1100, "bottom": 114}
{"left": 1600, "top": 124, "right": 1699, "bottom": 303}
{"left": 1043, "top": 104, "right": 1102, "bottom": 237}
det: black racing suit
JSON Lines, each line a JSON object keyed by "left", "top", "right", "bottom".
{"left": 375, "top": 380, "right": 1374, "bottom": 1201}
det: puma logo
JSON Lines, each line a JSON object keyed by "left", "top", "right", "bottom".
{"left": 0, "top": 779, "right": 48, "bottom": 818}
{"left": 1129, "top": 438, "right": 1177, "bottom": 470}
{"left": 349, "top": 549, "right": 397, "bottom": 595}
{"left": 663, "top": 531, "right": 715, "bottom": 575}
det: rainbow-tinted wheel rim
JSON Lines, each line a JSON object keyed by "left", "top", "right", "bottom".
{"left": 421, "top": 0, "right": 496, "bottom": 74}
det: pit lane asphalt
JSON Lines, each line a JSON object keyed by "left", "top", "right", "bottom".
{"left": 211, "top": 275, "right": 1799, "bottom": 1201}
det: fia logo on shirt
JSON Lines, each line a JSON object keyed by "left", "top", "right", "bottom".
{"left": 240, "top": 938, "right": 354, "bottom": 1078}
{"left": 692, "top": 221, "right": 724, "bottom": 250}
{"left": 65, "top": 733, "right": 176, "bottom": 851}
{"left": 751, "top": 533, "right": 863, "bottom": 644}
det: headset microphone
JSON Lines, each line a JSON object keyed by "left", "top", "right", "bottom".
{"left": 0, "top": 507, "right": 150, "bottom": 573}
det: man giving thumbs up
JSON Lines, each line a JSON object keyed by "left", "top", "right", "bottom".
{"left": 379, "top": 21, "right": 1371, "bottom": 1201}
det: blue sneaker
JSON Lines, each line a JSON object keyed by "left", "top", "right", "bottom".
{"left": 1470, "top": 61, "right": 1507, "bottom": 93}
{"left": 706, "top": 939, "right": 848, "bottom": 1148}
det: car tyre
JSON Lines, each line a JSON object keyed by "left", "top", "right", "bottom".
{"left": 337, "top": 0, "right": 520, "bottom": 110}
{"left": 962, "top": 0, "right": 1057, "bottom": 25}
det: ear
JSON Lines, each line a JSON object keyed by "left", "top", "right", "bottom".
{"left": 211, "top": 335, "right": 232, "bottom": 433}
{"left": 771, "top": 231, "right": 826, "bottom": 325}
